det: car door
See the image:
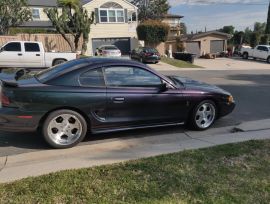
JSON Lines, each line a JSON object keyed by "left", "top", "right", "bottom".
{"left": 261, "top": 46, "right": 269, "bottom": 59}
{"left": 22, "top": 42, "right": 43, "bottom": 67}
{"left": 255, "top": 46, "right": 264, "bottom": 59}
{"left": 103, "top": 65, "right": 187, "bottom": 129}
{"left": 78, "top": 68, "right": 107, "bottom": 130}
{"left": 0, "top": 42, "right": 23, "bottom": 67}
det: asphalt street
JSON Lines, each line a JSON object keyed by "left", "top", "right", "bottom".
{"left": 1, "top": 69, "right": 270, "bottom": 156}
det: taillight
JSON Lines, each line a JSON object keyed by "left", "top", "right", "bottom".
{"left": 1, "top": 92, "right": 10, "bottom": 107}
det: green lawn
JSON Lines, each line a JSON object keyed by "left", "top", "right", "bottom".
{"left": 1, "top": 140, "right": 270, "bottom": 203}
{"left": 161, "top": 57, "right": 202, "bottom": 68}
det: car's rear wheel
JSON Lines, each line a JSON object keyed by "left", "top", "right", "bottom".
{"left": 243, "top": 52, "right": 249, "bottom": 59}
{"left": 53, "top": 59, "right": 66, "bottom": 66}
{"left": 189, "top": 100, "right": 217, "bottom": 130}
{"left": 42, "top": 110, "right": 87, "bottom": 149}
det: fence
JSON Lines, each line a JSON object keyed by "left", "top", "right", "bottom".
{"left": 0, "top": 34, "right": 83, "bottom": 52}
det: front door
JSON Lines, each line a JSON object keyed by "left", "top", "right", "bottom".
{"left": 0, "top": 42, "right": 23, "bottom": 67}
{"left": 103, "top": 66, "right": 187, "bottom": 129}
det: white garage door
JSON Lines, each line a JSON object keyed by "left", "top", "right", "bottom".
{"left": 186, "top": 42, "right": 200, "bottom": 57}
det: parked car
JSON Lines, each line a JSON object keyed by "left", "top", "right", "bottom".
{"left": 0, "top": 58, "right": 235, "bottom": 148}
{"left": 241, "top": 45, "right": 270, "bottom": 63}
{"left": 95, "top": 45, "right": 121, "bottom": 57}
{"left": 130, "top": 47, "right": 161, "bottom": 63}
{"left": 0, "top": 41, "right": 78, "bottom": 68}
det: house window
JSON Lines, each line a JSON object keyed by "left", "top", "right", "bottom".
{"left": 99, "top": 2, "right": 125, "bottom": 23}
{"left": 32, "top": 9, "right": 40, "bottom": 20}
{"left": 99, "top": 9, "right": 125, "bottom": 23}
{"left": 128, "top": 11, "right": 136, "bottom": 23}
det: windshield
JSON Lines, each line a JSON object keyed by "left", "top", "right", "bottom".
{"left": 36, "top": 60, "right": 83, "bottom": 82}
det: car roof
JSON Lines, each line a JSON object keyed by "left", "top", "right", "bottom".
{"left": 37, "top": 57, "right": 156, "bottom": 83}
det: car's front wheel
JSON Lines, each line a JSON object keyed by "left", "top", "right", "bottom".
{"left": 189, "top": 100, "right": 217, "bottom": 130}
{"left": 267, "top": 56, "right": 270, "bottom": 64}
{"left": 42, "top": 109, "right": 87, "bottom": 149}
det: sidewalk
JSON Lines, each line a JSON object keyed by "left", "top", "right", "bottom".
{"left": 1, "top": 119, "right": 270, "bottom": 183}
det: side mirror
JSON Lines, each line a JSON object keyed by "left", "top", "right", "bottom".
{"left": 158, "top": 83, "right": 168, "bottom": 92}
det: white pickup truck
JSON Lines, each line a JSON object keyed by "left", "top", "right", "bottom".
{"left": 0, "top": 41, "right": 78, "bottom": 68}
{"left": 241, "top": 45, "right": 270, "bottom": 64}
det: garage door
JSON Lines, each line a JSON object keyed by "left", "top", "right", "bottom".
{"left": 185, "top": 42, "right": 200, "bottom": 57}
{"left": 92, "top": 38, "right": 131, "bottom": 55}
{"left": 210, "top": 40, "right": 224, "bottom": 53}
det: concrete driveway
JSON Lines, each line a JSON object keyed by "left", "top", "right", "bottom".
{"left": 194, "top": 57, "right": 270, "bottom": 70}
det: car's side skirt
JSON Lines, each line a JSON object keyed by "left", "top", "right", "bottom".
{"left": 91, "top": 122, "right": 185, "bottom": 134}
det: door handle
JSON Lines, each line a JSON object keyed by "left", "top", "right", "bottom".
{"left": 18, "top": 53, "right": 22, "bottom": 56}
{"left": 113, "top": 97, "right": 125, "bottom": 103}
{"left": 36, "top": 54, "right": 40, "bottom": 56}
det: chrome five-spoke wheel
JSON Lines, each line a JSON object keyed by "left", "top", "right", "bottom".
{"left": 190, "top": 100, "right": 217, "bottom": 130}
{"left": 43, "top": 110, "right": 87, "bottom": 148}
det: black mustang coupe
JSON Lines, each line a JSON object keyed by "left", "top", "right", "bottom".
{"left": 0, "top": 58, "right": 235, "bottom": 148}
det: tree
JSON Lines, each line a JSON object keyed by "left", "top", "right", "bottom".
{"left": 131, "top": 0, "right": 170, "bottom": 21}
{"left": 0, "top": 0, "right": 32, "bottom": 35}
{"left": 260, "top": 34, "right": 269, "bottom": 45}
{"left": 219, "top": 25, "right": 235, "bottom": 35}
{"left": 254, "top": 22, "right": 266, "bottom": 34}
{"left": 180, "top": 22, "right": 187, "bottom": 35}
{"left": 250, "top": 32, "right": 260, "bottom": 48}
{"left": 44, "top": 0, "right": 94, "bottom": 53}
{"left": 137, "top": 20, "right": 169, "bottom": 47}
{"left": 266, "top": 1, "right": 270, "bottom": 34}
{"left": 233, "top": 31, "right": 244, "bottom": 45}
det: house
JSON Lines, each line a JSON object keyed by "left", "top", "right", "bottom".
{"left": 180, "top": 31, "right": 232, "bottom": 57}
{"left": 162, "top": 14, "right": 184, "bottom": 37}
{"left": 22, "top": 0, "right": 138, "bottom": 55}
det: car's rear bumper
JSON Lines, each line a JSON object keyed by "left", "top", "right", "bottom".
{"left": 0, "top": 107, "right": 42, "bottom": 132}
{"left": 219, "top": 102, "right": 236, "bottom": 118}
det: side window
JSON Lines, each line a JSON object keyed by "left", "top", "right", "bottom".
{"left": 25, "top": 43, "right": 40, "bottom": 52}
{"left": 3, "top": 43, "right": 21, "bottom": 52}
{"left": 262, "top": 46, "right": 269, "bottom": 52}
{"left": 104, "top": 66, "right": 162, "bottom": 87}
{"left": 80, "top": 68, "right": 105, "bottom": 87}
{"left": 257, "top": 46, "right": 264, "bottom": 51}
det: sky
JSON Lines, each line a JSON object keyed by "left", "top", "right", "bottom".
{"left": 169, "top": 0, "right": 269, "bottom": 33}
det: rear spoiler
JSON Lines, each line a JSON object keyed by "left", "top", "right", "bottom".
{"left": 0, "top": 68, "right": 26, "bottom": 88}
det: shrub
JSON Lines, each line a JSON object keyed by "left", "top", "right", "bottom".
{"left": 137, "top": 20, "right": 169, "bottom": 47}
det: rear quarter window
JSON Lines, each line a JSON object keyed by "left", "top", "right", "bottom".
{"left": 79, "top": 68, "right": 105, "bottom": 87}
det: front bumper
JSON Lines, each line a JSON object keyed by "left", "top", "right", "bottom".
{"left": 144, "top": 56, "right": 161, "bottom": 62}
{"left": 0, "top": 107, "right": 42, "bottom": 132}
{"left": 219, "top": 101, "right": 236, "bottom": 118}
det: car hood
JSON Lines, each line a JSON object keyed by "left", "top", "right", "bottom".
{"left": 167, "top": 76, "right": 231, "bottom": 95}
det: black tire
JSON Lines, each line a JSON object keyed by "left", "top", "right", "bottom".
{"left": 188, "top": 100, "right": 217, "bottom": 131}
{"left": 267, "top": 56, "right": 270, "bottom": 64}
{"left": 42, "top": 109, "right": 87, "bottom": 149}
{"left": 242, "top": 52, "right": 248, "bottom": 59}
{"left": 53, "top": 59, "right": 66, "bottom": 66}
